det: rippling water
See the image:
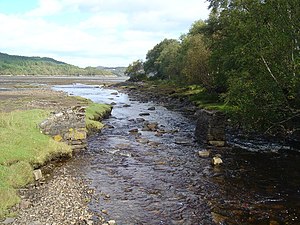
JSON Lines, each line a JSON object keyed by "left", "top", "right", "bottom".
{"left": 54, "top": 84, "right": 300, "bottom": 225}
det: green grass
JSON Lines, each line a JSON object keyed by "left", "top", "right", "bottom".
{"left": 0, "top": 109, "right": 72, "bottom": 166}
{"left": 86, "top": 103, "right": 112, "bottom": 132}
{"left": 144, "top": 81, "right": 236, "bottom": 113}
{"left": 0, "top": 92, "right": 112, "bottom": 218}
{"left": 0, "top": 109, "right": 72, "bottom": 217}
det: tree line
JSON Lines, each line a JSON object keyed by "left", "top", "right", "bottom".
{"left": 126, "top": 0, "right": 299, "bottom": 134}
{"left": 0, "top": 52, "right": 112, "bottom": 76}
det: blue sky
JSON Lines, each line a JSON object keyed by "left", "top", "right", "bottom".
{"left": 0, "top": 0, "right": 210, "bottom": 67}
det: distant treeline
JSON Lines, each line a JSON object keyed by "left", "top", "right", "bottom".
{"left": 0, "top": 52, "right": 112, "bottom": 76}
{"left": 97, "top": 66, "right": 127, "bottom": 77}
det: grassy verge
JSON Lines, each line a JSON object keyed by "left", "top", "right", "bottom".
{"left": 86, "top": 103, "right": 112, "bottom": 133}
{"left": 0, "top": 99, "right": 111, "bottom": 218}
{"left": 173, "top": 84, "right": 234, "bottom": 113}
{"left": 0, "top": 109, "right": 72, "bottom": 217}
{"left": 132, "top": 80, "right": 235, "bottom": 113}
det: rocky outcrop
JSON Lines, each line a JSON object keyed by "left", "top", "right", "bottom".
{"left": 195, "top": 109, "right": 226, "bottom": 147}
{"left": 39, "top": 106, "right": 87, "bottom": 151}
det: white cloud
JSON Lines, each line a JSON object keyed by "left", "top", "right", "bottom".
{"left": 79, "top": 13, "right": 128, "bottom": 30}
{"left": 26, "top": 0, "right": 63, "bottom": 17}
{"left": 0, "top": 0, "right": 210, "bottom": 67}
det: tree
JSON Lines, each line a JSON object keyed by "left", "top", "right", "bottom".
{"left": 180, "top": 34, "right": 211, "bottom": 88}
{"left": 125, "top": 60, "right": 146, "bottom": 82}
{"left": 156, "top": 40, "right": 180, "bottom": 80}
{"left": 206, "top": 0, "right": 300, "bottom": 132}
{"left": 144, "top": 39, "right": 179, "bottom": 79}
{"left": 176, "top": 20, "right": 213, "bottom": 89}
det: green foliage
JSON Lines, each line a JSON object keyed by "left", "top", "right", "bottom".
{"left": 144, "top": 38, "right": 180, "bottom": 79}
{"left": 206, "top": 0, "right": 300, "bottom": 131}
{"left": 180, "top": 33, "right": 211, "bottom": 87}
{"left": 0, "top": 52, "right": 112, "bottom": 76}
{"left": 125, "top": 60, "right": 147, "bottom": 82}
{"left": 143, "top": 21, "right": 212, "bottom": 87}
{"left": 157, "top": 40, "right": 181, "bottom": 80}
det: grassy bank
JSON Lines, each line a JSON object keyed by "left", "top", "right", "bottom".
{"left": 125, "top": 80, "right": 234, "bottom": 113}
{"left": 86, "top": 103, "right": 112, "bottom": 133}
{"left": 0, "top": 109, "right": 72, "bottom": 217}
{"left": 0, "top": 101, "right": 111, "bottom": 218}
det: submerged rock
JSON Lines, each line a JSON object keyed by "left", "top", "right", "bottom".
{"left": 143, "top": 122, "right": 159, "bottom": 131}
{"left": 136, "top": 118, "right": 146, "bottom": 123}
{"left": 139, "top": 112, "right": 150, "bottom": 116}
{"left": 129, "top": 128, "right": 139, "bottom": 133}
{"left": 208, "top": 141, "right": 226, "bottom": 147}
{"left": 174, "top": 138, "right": 191, "bottom": 145}
{"left": 198, "top": 150, "right": 210, "bottom": 158}
{"left": 136, "top": 138, "right": 149, "bottom": 144}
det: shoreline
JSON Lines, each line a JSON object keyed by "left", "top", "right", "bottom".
{"left": 0, "top": 79, "right": 113, "bottom": 223}
{"left": 115, "top": 81, "right": 300, "bottom": 152}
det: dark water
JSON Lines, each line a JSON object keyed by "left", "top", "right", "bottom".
{"left": 54, "top": 84, "right": 300, "bottom": 225}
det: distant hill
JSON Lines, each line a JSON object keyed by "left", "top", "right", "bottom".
{"left": 97, "top": 66, "right": 127, "bottom": 77}
{"left": 0, "top": 52, "right": 112, "bottom": 76}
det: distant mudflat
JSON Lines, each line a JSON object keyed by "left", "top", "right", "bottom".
{"left": 0, "top": 75, "right": 128, "bottom": 86}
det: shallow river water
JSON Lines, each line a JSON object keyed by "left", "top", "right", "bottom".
{"left": 54, "top": 84, "right": 300, "bottom": 225}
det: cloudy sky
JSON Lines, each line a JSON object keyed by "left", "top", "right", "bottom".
{"left": 0, "top": 0, "right": 210, "bottom": 67}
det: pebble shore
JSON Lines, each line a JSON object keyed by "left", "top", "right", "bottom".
{"left": 2, "top": 163, "right": 104, "bottom": 225}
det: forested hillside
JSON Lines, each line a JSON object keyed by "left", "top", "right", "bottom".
{"left": 0, "top": 52, "right": 112, "bottom": 76}
{"left": 126, "top": 0, "right": 300, "bottom": 135}
{"left": 97, "top": 66, "right": 127, "bottom": 76}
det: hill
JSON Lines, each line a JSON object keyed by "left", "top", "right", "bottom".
{"left": 0, "top": 52, "right": 112, "bottom": 76}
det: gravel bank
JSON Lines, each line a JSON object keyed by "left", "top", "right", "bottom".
{"left": 1, "top": 161, "right": 104, "bottom": 225}
{"left": 6, "top": 163, "right": 102, "bottom": 225}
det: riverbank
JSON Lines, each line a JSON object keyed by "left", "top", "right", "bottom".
{"left": 0, "top": 84, "right": 111, "bottom": 222}
{"left": 113, "top": 80, "right": 228, "bottom": 118}
{"left": 115, "top": 81, "right": 300, "bottom": 151}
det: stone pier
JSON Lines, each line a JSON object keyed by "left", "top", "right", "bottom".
{"left": 195, "top": 109, "right": 226, "bottom": 147}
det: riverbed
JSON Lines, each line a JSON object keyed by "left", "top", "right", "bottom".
{"left": 54, "top": 84, "right": 300, "bottom": 225}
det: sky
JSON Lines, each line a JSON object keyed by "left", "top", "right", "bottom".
{"left": 0, "top": 0, "right": 210, "bottom": 67}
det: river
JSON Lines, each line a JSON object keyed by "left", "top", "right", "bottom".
{"left": 53, "top": 84, "right": 300, "bottom": 225}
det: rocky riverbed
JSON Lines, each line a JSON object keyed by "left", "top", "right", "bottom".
{"left": 53, "top": 83, "right": 299, "bottom": 224}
